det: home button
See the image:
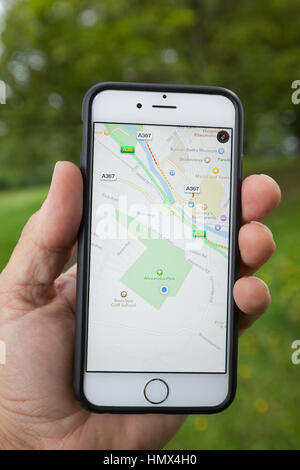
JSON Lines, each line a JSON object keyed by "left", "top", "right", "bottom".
{"left": 144, "top": 378, "right": 169, "bottom": 404}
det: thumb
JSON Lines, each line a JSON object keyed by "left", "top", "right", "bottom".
{"left": 1, "top": 161, "right": 83, "bottom": 303}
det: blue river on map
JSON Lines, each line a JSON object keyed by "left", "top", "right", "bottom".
{"left": 123, "top": 123, "right": 228, "bottom": 240}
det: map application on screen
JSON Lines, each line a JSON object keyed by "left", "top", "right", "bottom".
{"left": 87, "top": 123, "right": 232, "bottom": 373}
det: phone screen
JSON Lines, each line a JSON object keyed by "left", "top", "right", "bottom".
{"left": 87, "top": 123, "right": 232, "bottom": 373}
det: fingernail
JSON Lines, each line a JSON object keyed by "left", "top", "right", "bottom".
{"left": 51, "top": 161, "right": 65, "bottom": 183}
{"left": 259, "top": 174, "right": 275, "bottom": 182}
{"left": 46, "top": 162, "right": 64, "bottom": 202}
{"left": 250, "top": 220, "right": 275, "bottom": 243}
{"left": 247, "top": 276, "right": 271, "bottom": 301}
{"left": 247, "top": 275, "right": 269, "bottom": 287}
{"left": 54, "top": 161, "right": 64, "bottom": 171}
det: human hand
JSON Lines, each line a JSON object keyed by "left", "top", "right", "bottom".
{"left": 0, "top": 162, "right": 280, "bottom": 449}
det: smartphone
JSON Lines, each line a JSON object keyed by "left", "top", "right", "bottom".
{"left": 74, "top": 82, "right": 243, "bottom": 413}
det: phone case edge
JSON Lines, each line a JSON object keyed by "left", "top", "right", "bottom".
{"left": 73, "top": 81, "right": 243, "bottom": 414}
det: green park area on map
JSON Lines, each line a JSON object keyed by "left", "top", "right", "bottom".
{"left": 121, "top": 237, "right": 192, "bottom": 309}
{"left": 115, "top": 210, "right": 192, "bottom": 309}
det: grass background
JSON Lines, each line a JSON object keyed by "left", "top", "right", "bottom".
{"left": 0, "top": 156, "right": 299, "bottom": 449}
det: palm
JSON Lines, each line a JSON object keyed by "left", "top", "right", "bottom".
{"left": 0, "top": 162, "right": 280, "bottom": 449}
{"left": 0, "top": 266, "right": 183, "bottom": 449}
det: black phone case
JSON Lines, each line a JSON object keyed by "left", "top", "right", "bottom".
{"left": 74, "top": 82, "right": 243, "bottom": 414}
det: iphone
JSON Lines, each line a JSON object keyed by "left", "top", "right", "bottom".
{"left": 74, "top": 82, "right": 243, "bottom": 413}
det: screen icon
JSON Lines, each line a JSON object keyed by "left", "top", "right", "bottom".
{"left": 184, "top": 185, "right": 200, "bottom": 194}
{"left": 160, "top": 286, "right": 168, "bottom": 295}
{"left": 121, "top": 145, "right": 135, "bottom": 153}
{"left": 217, "top": 130, "right": 230, "bottom": 143}
{"left": 137, "top": 131, "right": 152, "bottom": 140}
{"left": 100, "top": 172, "right": 117, "bottom": 181}
{"left": 192, "top": 229, "right": 206, "bottom": 238}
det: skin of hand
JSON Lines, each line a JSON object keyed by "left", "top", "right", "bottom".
{"left": 0, "top": 162, "right": 281, "bottom": 450}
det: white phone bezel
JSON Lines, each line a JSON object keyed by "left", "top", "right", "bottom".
{"left": 84, "top": 88, "right": 237, "bottom": 409}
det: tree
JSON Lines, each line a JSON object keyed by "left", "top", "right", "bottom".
{"left": 0, "top": 0, "right": 299, "bottom": 187}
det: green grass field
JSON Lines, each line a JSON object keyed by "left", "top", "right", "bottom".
{"left": 0, "top": 157, "right": 299, "bottom": 449}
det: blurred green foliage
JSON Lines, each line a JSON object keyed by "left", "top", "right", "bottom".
{"left": 0, "top": 0, "right": 300, "bottom": 187}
